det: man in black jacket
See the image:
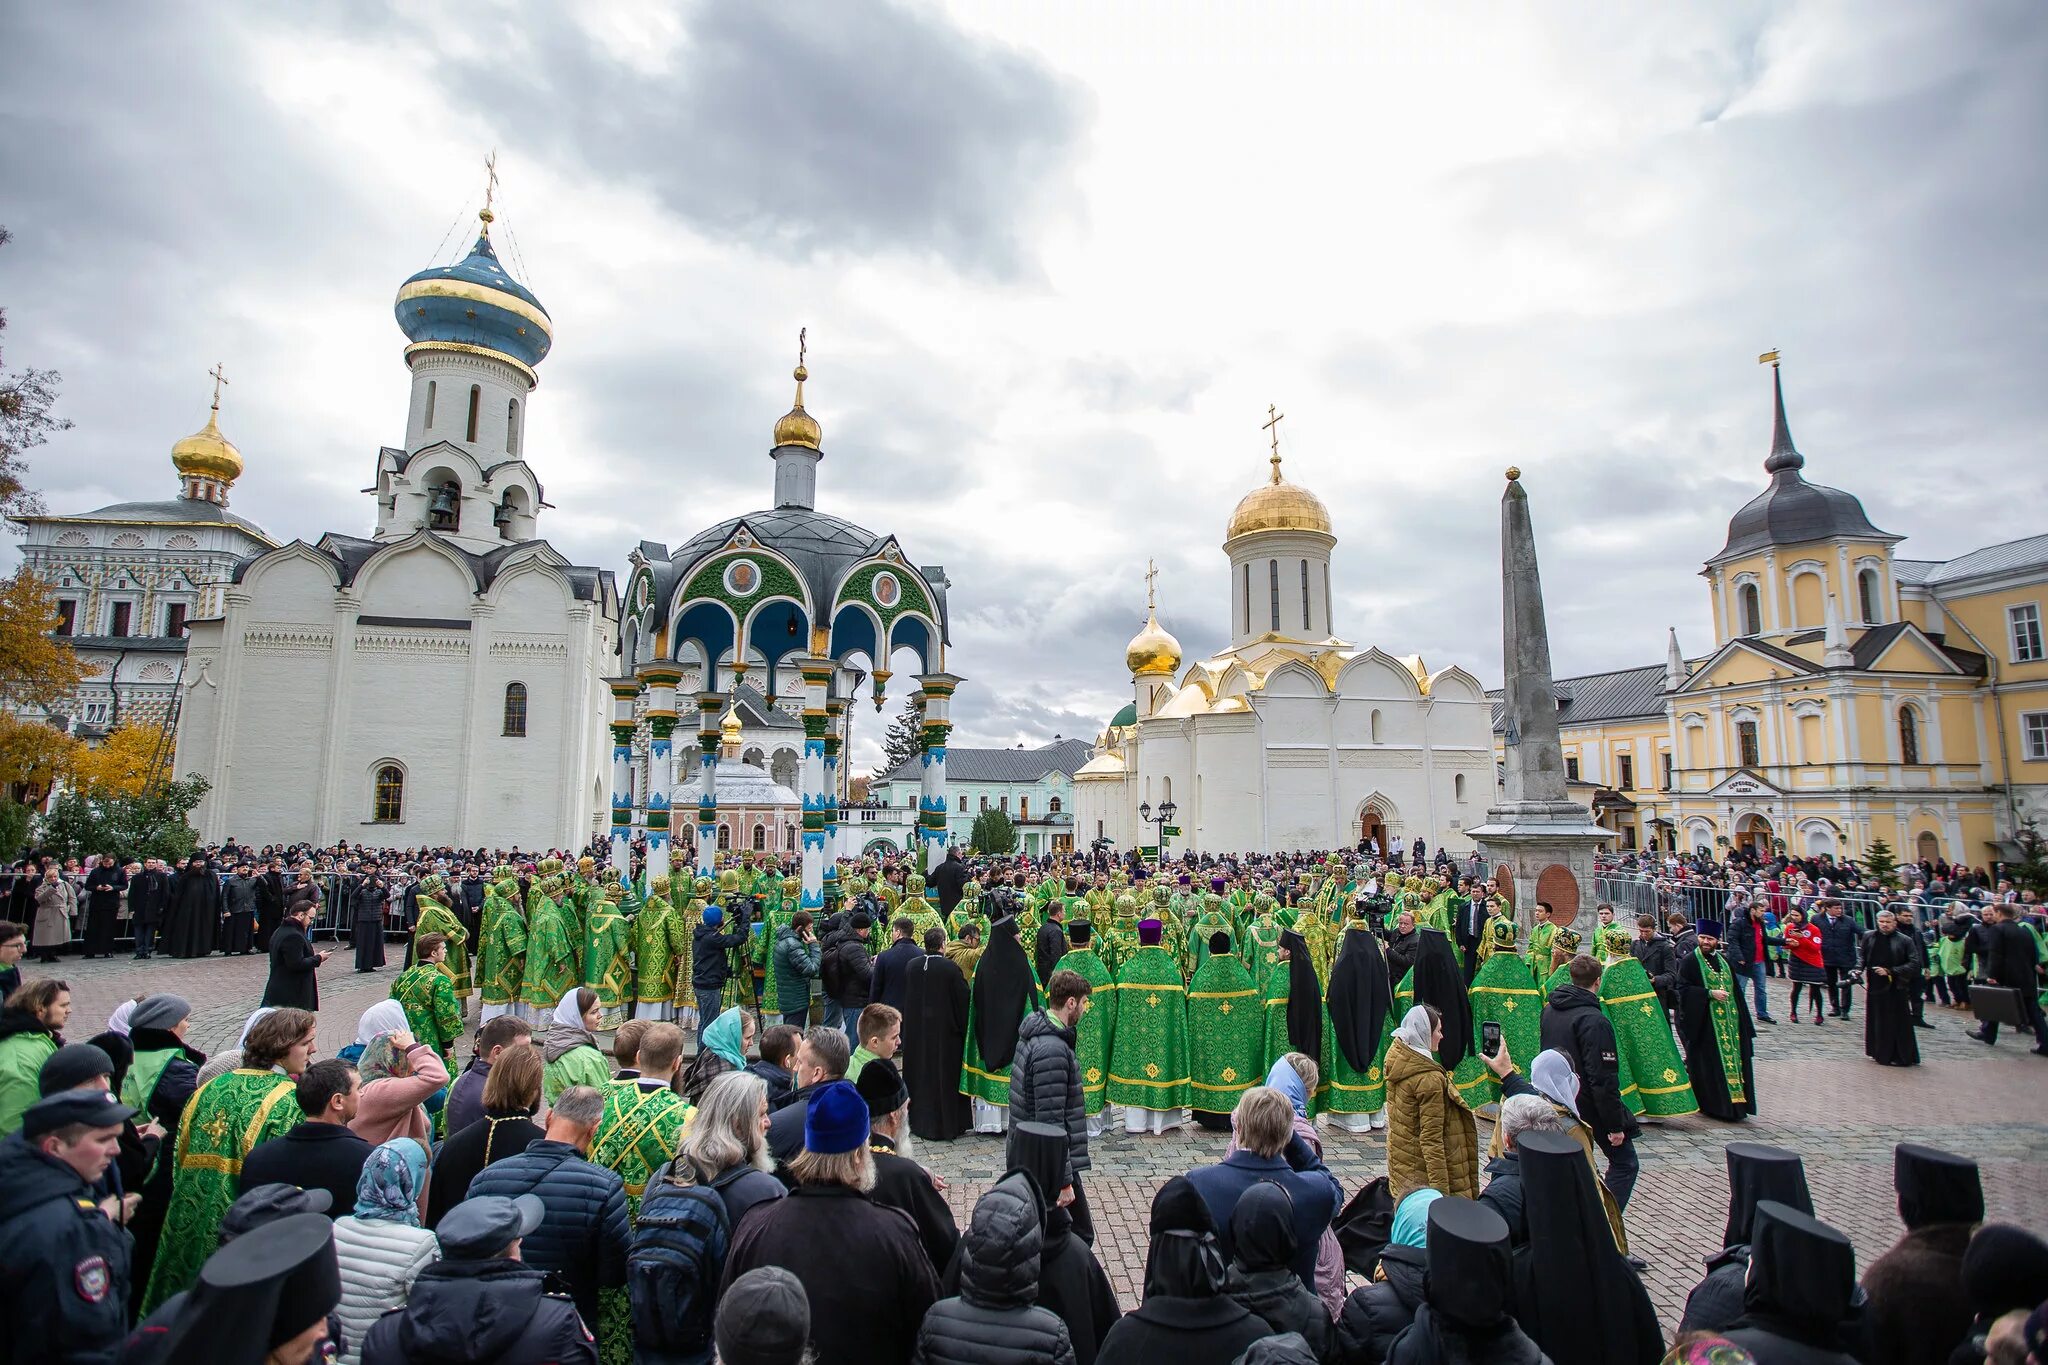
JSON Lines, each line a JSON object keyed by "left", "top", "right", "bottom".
{"left": 690, "top": 901, "right": 751, "bottom": 1044}
{"left": 239, "top": 1060, "right": 371, "bottom": 1216}
{"left": 929, "top": 847, "right": 968, "bottom": 917}
{"left": 1966, "top": 904, "right": 2048, "bottom": 1052}
{"left": 824, "top": 914, "right": 875, "bottom": 1046}
{"left": 360, "top": 1193, "right": 595, "bottom": 1364}
{"left": 767, "top": 1027, "right": 852, "bottom": 1166}
{"left": 262, "top": 897, "right": 328, "bottom": 1009}
{"left": 253, "top": 859, "right": 286, "bottom": 953}
{"left": 1818, "top": 900, "right": 1860, "bottom": 1019}
{"left": 1632, "top": 914, "right": 1679, "bottom": 1016}
{"left": 128, "top": 858, "right": 172, "bottom": 959}
{"left": 867, "top": 917, "right": 922, "bottom": 1014}
{"left": 81, "top": 855, "right": 125, "bottom": 959}
{"left": 1009, "top": 969, "right": 1094, "bottom": 1243}
{"left": 1034, "top": 898, "right": 1068, "bottom": 985}
{"left": 0, "top": 1090, "right": 141, "bottom": 1358}
{"left": 1539, "top": 955, "right": 1641, "bottom": 1207}
{"left": 351, "top": 863, "right": 390, "bottom": 971}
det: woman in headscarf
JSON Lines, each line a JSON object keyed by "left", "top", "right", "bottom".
{"left": 1335, "top": 1188, "right": 1439, "bottom": 1364}
{"left": 1482, "top": 1047, "right": 1628, "bottom": 1252}
{"left": 1096, "top": 1176, "right": 1269, "bottom": 1365}
{"left": 1396, "top": 927, "right": 1488, "bottom": 1107}
{"left": 106, "top": 997, "right": 140, "bottom": 1038}
{"left": 194, "top": 1006, "right": 277, "bottom": 1087}
{"left": 678, "top": 1003, "right": 754, "bottom": 1105}
{"left": 329, "top": 1138, "right": 437, "bottom": 1363}
{"left": 1383, "top": 1004, "right": 1478, "bottom": 1201}
{"left": 960, "top": 913, "right": 1041, "bottom": 1134}
{"left": 1222, "top": 1182, "right": 1333, "bottom": 1357}
{"left": 345, "top": 1000, "right": 410, "bottom": 1067}
{"left": 1323, "top": 912, "right": 1393, "bottom": 1132}
{"left": 1511, "top": 1130, "right": 1662, "bottom": 1365}
{"left": 348, "top": 1029, "right": 448, "bottom": 1149}
{"left": 542, "top": 987, "right": 611, "bottom": 1105}
{"left": 1237, "top": 1052, "right": 1345, "bottom": 1319}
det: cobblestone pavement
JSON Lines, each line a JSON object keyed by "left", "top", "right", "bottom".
{"left": 48, "top": 952, "right": 2048, "bottom": 1337}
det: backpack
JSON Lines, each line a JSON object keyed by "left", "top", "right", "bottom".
{"left": 628, "top": 1174, "right": 731, "bottom": 1359}
{"left": 819, "top": 935, "right": 851, "bottom": 1002}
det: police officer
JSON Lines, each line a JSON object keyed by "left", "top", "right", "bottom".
{"left": 0, "top": 1088, "right": 138, "bottom": 1359}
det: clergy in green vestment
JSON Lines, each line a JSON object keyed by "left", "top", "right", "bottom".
{"left": 1106, "top": 918, "right": 1191, "bottom": 1131}
{"left": 1527, "top": 901, "right": 1559, "bottom": 978}
{"left": 1188, "top": 894, "right": 1236, "bottom": 976}
{"left": 585, "top": 884, "right": 637, "bottom": 1029}
{"left": 1244, "top": 900, "right": 1284, "bottom": 995}
{"left": 391, "top": 933, "right": 465, "bottom": 1067}
{"left": 1188, "top": 929, "right": 1261, "bottom": 1127}
{"left": 898, "top": 873, "right": 946, "bottom": 944}
{"left": 1320, "top": 914, "right": 1393, "bottom": 1129}
{"left": 1060, "top": 921, "right": 1116, "bottom": 1119}
{"left": 631, "top": 874, "right": 686, "bottom": 1022}
{"left": 1540, "top": 926, "right": 1584, "bottom": 997}
{"left": 1102, "top": 892, "right": 1143, "bottom": 976}
{"left": 1466, "top": 914, "right": 1542, "bottom": 1107}
{"left": 410, "top": 875, "right": 471, "bottom": 999}
{"left": 521, "top": 873, "right": 581, "bottom": 1018}
{"left": 143, "top": 1007, "right": 315, "bottom": 1311}
{"left": 590, "top": 1023, "right": 693, "bottom": 1365}
{"left": 1596, "top": 925, "right": 1698, "bottom": 1118}
{"left": 670, "top": 876, "right": 713, "bottom": 1021}
{"left": 478, "top": 868, "right": 528, "bottom": 1024}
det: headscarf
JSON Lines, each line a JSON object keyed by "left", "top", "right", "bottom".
{"left": 106, "top": 1000, "right": 138, "bottom": 1037}
{"left": 1227, "top": 1180, "right": 1298, "bottom": 1274}
{"left": 552, "top": 989, "right": 590, "bottom": 1029}
{"left": 353, "top": 1138, "right": 428, "bottom": 1226}
{"left": 1265, "top": 1056, "right": 1309, "bottom": 1119}
{"left": 358, "top": 1033, "right": 403, "bottom": 1085}
{"left": 354, "top": 1000, "right": 409, "bottom": 1048}
{"left": 1390, "top": 1188, "right": 1441, "bottom": 1249}
{"left": 236, "top": 1007, "right": 278, "bottom": 1048}
{"left": 701, "top": 1008, "right": 748, "bottom": 1070}
{"left": 545, "top": 990, "right": 598, "bottom": 1065}
{"left": 1529, "top": 1049, "right": 1581, "bottom": 1121}
{"left": 1390, "top": 1004, "right": 1435, "bottom": 1058}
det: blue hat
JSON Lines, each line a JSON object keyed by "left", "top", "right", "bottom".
{"left": 703, "top": 905, "right": 723, "bottom": 927}
{"left": 1695, "top": 919, "right": 1726, "bottom": 939}
{"left": 802, "top": 1080, "right": 869, "bottom": 1156}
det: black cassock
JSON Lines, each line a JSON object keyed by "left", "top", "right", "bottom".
{"left": 902, "top": 950, "right": 971, "bottom": 1141}
{"left": 1676, "top": 949, "right": 1757, "bottom": 1121}
{"left": 160, "top": 862, "right": 222, "bottom": 959}
{"left": 1860, "top": 928, "right": 1921, "bottom": 1067}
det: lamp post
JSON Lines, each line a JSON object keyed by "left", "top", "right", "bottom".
{"left": 1137, "top": 798, "right": 1177, "bottom": 863}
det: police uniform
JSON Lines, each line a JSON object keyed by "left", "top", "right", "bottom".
{"left": 0, "top": 1090, "right": 138, "bottom": 1359}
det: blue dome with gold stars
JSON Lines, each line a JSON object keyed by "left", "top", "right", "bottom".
{"left": 394, "top": 233, "right": 552, "bottom": 376}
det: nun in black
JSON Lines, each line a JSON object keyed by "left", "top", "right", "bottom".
{"left": 1384, "top": 1197, "right": 1548, "bottom": 1365}
{"left": 1681, "top": 1141, "right": 1815, "bottom": 1334}
{"left": 1723, "top": 1201, "right": 1864, "bottom": 1365}
{"left": 1512, "top": 1130, "right": 1663, "bottom": 1365}
{"left": 1407, "top": 928, "right": 1475, "bottom": 1071}
{"left": 1860, "top": 1144, "right": 1984, "bottom": 1365}
{"left": 1277, "top": 930, "right": 1323, "bottom": 1062}
{"left": 1096, "top": 1176, "right": 1268, "bottom": 1365}
{"left": 1325, "top": 917, "right": 1393, "bottom": 1133}
{"left": 967, "top": 913, "right": 1042, "bottom": 1132}
{"left": 157, "top": 1212, "right": 342, "bottom": 1365}
{"left": 982, "top": 1120, "right": 1122, "bottom": 1365}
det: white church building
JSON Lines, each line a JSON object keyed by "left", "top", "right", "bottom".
{"left": 174, "top": 206, "right": 619, "bottom": 850}
{"left": 1074, "top": 433, "right": 1495, "bottom": 856}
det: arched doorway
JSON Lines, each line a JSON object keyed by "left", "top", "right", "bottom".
{"left": 1915, "top": 830, "right": 1941, "bottom": 863}
{"left": 1735, "top": 813, "right": 1774, "bottom": 856}
{"left": 1358, "top": 810, "right": 1386, "bottom": 855}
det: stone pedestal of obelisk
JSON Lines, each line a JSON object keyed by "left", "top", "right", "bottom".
{"left": 1467, "top": 468, "right": 1613, "bottom": 939}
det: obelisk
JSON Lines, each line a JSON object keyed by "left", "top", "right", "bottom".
{"left": 1467, "top": 467, "right": 1612, "bottom": 934}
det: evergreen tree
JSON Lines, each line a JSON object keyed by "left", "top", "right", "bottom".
{"left": 871, "top": 697, "right": 924, "bottom": 783}
{"left": 969, "top": 806, "right": 1017, "bottom": 855}
{"left": 40, "top": 772, "right": 210, "bottom": 863}
{"left": 2008, "top": 821, "right": 2048, "bottom": 897}
{"left": 1862, "top": 836, "right": 1900, "bottom": 891}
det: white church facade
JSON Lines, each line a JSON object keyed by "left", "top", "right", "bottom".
{"left": 1075, "top": 430, "right": 1495, "bottom": 856}
{"left": 174, "top": 207, "right": 619, "bottom": 850}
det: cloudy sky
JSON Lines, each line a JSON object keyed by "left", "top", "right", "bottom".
{"left": 4, "top": 1, "right": 2043, "bottom": 772}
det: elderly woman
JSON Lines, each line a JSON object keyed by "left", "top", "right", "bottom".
{"left": 1482, "top": 1045, "right": 1628, "bottom": 1251}
{"left": 349, "top": 1028, "right": 449, "bottom": 1148}
{"left": 679, "top": 1005, "right": 754, "bottom": 1105}
{"left": 1384, "top": 1004, "right": 1478, "bottom": 1201}
{"left": 331, "top": 1137, "right": 438, "bottom": 1364}
{"left": 542, "top": 987, "right": 611, "bottom": 1104}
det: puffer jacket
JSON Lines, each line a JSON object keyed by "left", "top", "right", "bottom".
{"left": 464, "top": 1138, "right": 629, "bottom": 1330}
{"left": 1382, "top": 1039, "right": 1477, "bottom": 1201}
{"left": 331, "top": 1214, "right": 440, "bottom": 1365}
{"left": 914, "top": 1171, "right": 1076, "bottom": 1365}
{"left": 772, "top": 924, "right": 822, "bottom": 1011}
{"left": 1335, "top": 1245, "right": 1427, "bottom": 1365}
{"left": 359, "top": 1258, "right": 595, "bottom": 1365}
{"left": 1008, "top": 1010, "right": 1089, "bottom": 1174}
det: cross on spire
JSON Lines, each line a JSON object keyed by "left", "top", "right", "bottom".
{"left": 1263, "top": 403, "right": 1285, "bottom": 482}
{"left": 798, "top": 326, "right": 807, "bottom": 371}
{"left": 479, "top": 150, "right": 499, "bottom": 233}
{"left": 208, "top": 362, "right": 229, "bottom": 413}
{"left": 1145, "top": 558, "right": 1158, "bottom": 611}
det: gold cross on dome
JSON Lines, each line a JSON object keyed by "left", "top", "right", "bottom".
{"left": 1262, "top": 404, "right": 1285, "bottom": 482}
{"left": 798, "top": 326, "right": 807, "bottom": 369}
{"left": 207, "top": 362, "right": 229, "bottom": 411}
{"left": 1144, "top": 558, "right": 1158, "bottom": 611}
{"left": 480, "top": 150, "right": 499, "bottom": 230}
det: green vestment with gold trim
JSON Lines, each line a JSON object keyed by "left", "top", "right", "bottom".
{"left": 143, "top": 1069, "right": 302, "bottom": 1311}
{"left": 584, "top": 908, "right": 635, "bottom": 1028}
{"left": 478, "top": 885, "right": 526, "bottom": 1008}
{"left": 411, "top": 898, "right": 471, "bottom": 998}
{"left": 1466, "top": 919, "right": 1542, "bottom": 1107}
{"left": 1106, "top": 945, "right": 1191, "bottom": 1111}
{"left": 1188, "top": 950, "right": 1261, "bottom": 1115}
{"left": 632, "top": 894, "right": 686, "bottom": 1009}
{"left": 1062, "top": 946, "right": 1116, "bottom": 1114}
{"left": 592, "top": 1081, "right": 693, "bottom": 1365}
{"left": 391, "top": 963, "right": 464, "bottom": 1066}
{"left": 521, "top": 886, "right": 580, "bottom": 1012}
{"left": 1597, "top": 948, "right": 1697, "bottom": 1118}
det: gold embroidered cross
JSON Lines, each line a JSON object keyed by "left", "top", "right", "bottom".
{"left": 1144, "top": 1062, "right": 1160, "bottom": 1079}
{"left": 1218, "top": 1001, "right": 1232, "bottom": 1014}
{"left": 1147, "top": 993, "right": 1160, "bottom": 1008}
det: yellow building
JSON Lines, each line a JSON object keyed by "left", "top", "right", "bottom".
{"left": 1501, "top": 363, "right": 2048, "bottom": 867}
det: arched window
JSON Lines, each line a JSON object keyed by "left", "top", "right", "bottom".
{"left": 1300, "top": 560, "right": 1311, "bottom": 630}
{"left": 373, "top": 765, "right": 404, "bottom": 822}
{"left": 1898, "top": 706, "right": 1921, "bottom": 765}
{"left": 1000, "top": 795, "right": 1009, "bottom": 812}
{"left": 1369, "top": 708, "right": 1383, "bottom": 744}
{"left": 1454, "top": 773, "right": 1467, "bottom": 801}
{"left": 1858, "top": 568, "right": 1881, "bottom": 624}
{"left": 1020, "top": 796, "right": 1029, "bottom": 817}
{"left": 466, "top": 385, "right": 481, "bottom": 443}
{"left": 752, "top": 824, "right": 766, "bottom": 851}
{"left": 1738, "top": 583, "right": 1762, "bottom": 636}
{"left": 503, "top": 682, "right": 528, "bottom": 737}
{"left": 717, "top": 825, "right": 731, "bottom": 851}
{"left": 425, "top": 381, "right": 437, "bottom": 429}
{"left": 957, "top": 795, "right": 967, "bottom": 812}
{"left": 506, "top": 399, "right": 520, "bottom": 455}
{"left": 1049, "top": 796, "right": 1062, "bottom": 813}
{"left": 1268, "top": 560, "right": 1280, "bottom": 631}
{"left": 1737, "top": 720, "right": 1761, "bottom": 768}
{"left": 980, "top": 795, "right": 989, "bottom": 812}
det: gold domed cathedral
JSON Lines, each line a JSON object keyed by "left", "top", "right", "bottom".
{"left": 1076, "top": 415, "right": 1495, "bottom": 856}
{"left": 1497, "top": 359, "right": 2048, "bottom": 865}
{"left": 171, "top": 192, "right": 621, "bottom": 850}
{"left": 615, "top": 346, "right": 958, "bottom": 911}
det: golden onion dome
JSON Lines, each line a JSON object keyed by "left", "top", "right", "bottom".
{"left": 1227, "top": 449, "right": 1330, "bottom": 540}
{"left": 720, "top": 697, "right": 744, "bottom": 742}
{"left": 171, "top": 404, "right": 244, "bottom": 485}
{"left": 772, "top": 364, "right": 822, "bottom": 450}
{"left": 1125, "top": 607, "right": 1182, "bottom": 677}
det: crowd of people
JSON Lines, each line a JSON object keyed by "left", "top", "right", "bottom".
{"left": 0, "top": 838, "right": 2044, "bottom": 1364}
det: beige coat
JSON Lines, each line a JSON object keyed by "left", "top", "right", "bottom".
{"left": 32, "top": 879, "right": 74, "bottom": 949}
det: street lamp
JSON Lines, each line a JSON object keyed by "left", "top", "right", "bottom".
{"left": 1137, "top": 799, "right": 1177, "bottom": 861}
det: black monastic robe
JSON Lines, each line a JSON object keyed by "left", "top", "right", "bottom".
{"left": 903, "top": 950, "right": 972, "bottom": 1140}
{"left": 1860, "top": 928, "right": 1921, "bottom": 1067}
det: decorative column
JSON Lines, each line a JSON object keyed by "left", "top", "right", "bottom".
{"left": 695, "top": 692, "right": 723, "bottom": 875}
{"left": 822, "top": 694, "right": 846, "bottom": 897}
{"left": 607, "top": 681, "right": 639, "bottom": 871}
{"left": 916, "top": 673, "right": 962, "bottom": 872}
{"left": 642, "top": 666, "right": 682, "bottom": 886}
{"left": 796, "top": 656, "right": 835, "bottom": 912}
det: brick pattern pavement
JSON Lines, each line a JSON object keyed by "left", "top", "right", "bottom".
{"left": 38, "top": 952, "right": 2048, "bottom": 1340}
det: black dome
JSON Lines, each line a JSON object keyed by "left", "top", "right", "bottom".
{"left": 1713, "top": 367, "right": 1893, "bottom": 562}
